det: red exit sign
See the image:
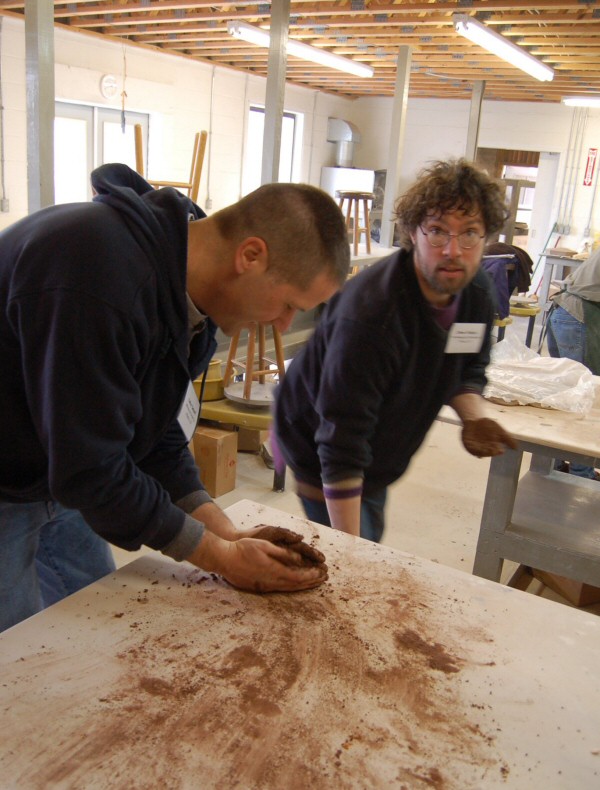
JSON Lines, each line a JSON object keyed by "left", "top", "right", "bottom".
{"left": 583, "top": 148, "right": 597, "bottom": 186}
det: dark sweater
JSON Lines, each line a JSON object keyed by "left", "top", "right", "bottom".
{"left": 0, "top": 164, "right": 216, "bottom": 553}
{"left": 274, "top": 249, "right": 495, "bottom": 494}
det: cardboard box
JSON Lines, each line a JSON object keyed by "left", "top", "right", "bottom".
{"left": 237, "top": 427, "right": 269, "bottom": 453}
{"left": 532, "top": 569, "right": 600, "bottom": 607}
{"left": 193, "top": 426, "right": 237, "bottom": 498}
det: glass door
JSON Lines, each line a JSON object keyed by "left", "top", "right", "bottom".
{"left": 54, "top": 102, "right": 148, "bottom": 203}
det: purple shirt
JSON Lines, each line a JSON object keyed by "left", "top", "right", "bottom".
{"left": 428, "top": 293, "right": 461, "bottom": 331}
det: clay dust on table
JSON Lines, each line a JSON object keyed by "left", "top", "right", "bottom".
{"left": 3, "top": 531, "right": 509, "bottom": 790}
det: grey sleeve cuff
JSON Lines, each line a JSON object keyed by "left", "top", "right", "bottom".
{"left": 160, "top": 514, "right": 205, "bottom": 562}
{"left": 176, "top": 489, "right": 214, "bottom": 513}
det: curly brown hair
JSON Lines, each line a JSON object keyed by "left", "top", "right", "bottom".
{"left": 394, "top": 158, "right": 509, "bottom": 249}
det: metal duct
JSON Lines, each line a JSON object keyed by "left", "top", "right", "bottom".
{"left": 327, "top": 118, "right": 361, "bottom": 168}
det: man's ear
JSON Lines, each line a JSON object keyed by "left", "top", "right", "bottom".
{"left": 234, "top": 237, "right": 268, "bottom": 275}
{"left": 409, "top": 228, "right": 417, "bottom": 246}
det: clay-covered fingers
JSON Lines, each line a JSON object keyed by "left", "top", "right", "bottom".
{"left": 245, "top": 524, "right": 303, "bottom": 544}
{"left": 462, "top": 418, "right": 517, "bottom": 458}
{"left": 273, "top": 539, "right": 326, "bottom": 565}
{"left": 251, "top": 565, "right": 328, "bottom": 593}
{"left": 221, "top": 537, "right": 328, "bottom": 593}
{"left": 243, "top": 524, "right": 326, "bottom": 565}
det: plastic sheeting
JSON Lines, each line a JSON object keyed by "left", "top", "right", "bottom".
{"left": 484, "top": 333, "right": 598, "bottom": 414}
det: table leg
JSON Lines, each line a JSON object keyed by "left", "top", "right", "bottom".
{"left": 259, "top": 441, "right": 287, "bottom": 492}
{"left": 530, "top": 453, "right": 553, "bottom": 475}
{"left": 473, "top": 448, "right": 523, "bottom": 582}
{"left": 539, "top": 261, "right": 553, "bottom": 310}
{"left": 525, "top": 314, "right": 535, "bottom": 348}
{"left": 273, "top": 466, "right": 286, "bottom": 493}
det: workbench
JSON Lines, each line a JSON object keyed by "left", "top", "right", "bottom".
{"left": 1, "top": 500, "right": 599, "bottom": 789}
{"left": 438, "top": 381, "right": 600, "bottom": 586}
{"left": 349, "top": 242, "right": 396, "bottom": 274}
{"left": 537, "top": 253, "right": 582, "bottom": 308}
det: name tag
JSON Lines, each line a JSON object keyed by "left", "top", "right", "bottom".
{"left": 445, "top": 323, "right": 486, "bottom": 354}
{"left": 177, "top": 380, "right": 200, "bottom": 442}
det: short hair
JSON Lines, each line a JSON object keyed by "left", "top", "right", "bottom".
{"left": 394, "top": 158, "right": 509, "bottom": 249}
{"left": 212, "top": 183, "right": 350, "bottom": 288}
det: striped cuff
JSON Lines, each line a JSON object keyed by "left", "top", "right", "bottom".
{"left": 323, "top": 483, "right": 364, "bottom": 500}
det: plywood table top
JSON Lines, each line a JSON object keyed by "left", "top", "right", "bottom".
{"left": 1, "top": 500, "right": 599, "bottom": 789}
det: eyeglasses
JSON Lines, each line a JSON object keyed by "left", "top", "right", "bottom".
{"left": 419, "top": 225, "right": 485, "bottom": 250}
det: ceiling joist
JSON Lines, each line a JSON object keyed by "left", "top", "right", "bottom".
{"left": 1, "top": 1, "right": 599, "bottom": 102}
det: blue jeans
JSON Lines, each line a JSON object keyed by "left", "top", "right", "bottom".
{"left": 299, "top": 488, "right": 388, "bottom": 543}
{"left": 547, "top": 306, "right": 596, "bottom": 479}
{"left": 0, "top": 500, "right": 115, "bottom": 632}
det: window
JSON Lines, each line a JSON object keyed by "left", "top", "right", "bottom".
{"left": 54, "top": 103, "right": 149, "bottom": 203}
{"left": 242, "top": 106, "right": 303, "bottom": 195}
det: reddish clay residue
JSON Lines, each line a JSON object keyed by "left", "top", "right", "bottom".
{"left": 395, "top": 629, "right": 461, "bottom": 674}
{"left": 4, "top": 540, "right": 509, "bottom": 790}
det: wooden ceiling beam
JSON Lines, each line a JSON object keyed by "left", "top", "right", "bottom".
{"left": 38, "top": 6, "right": 600, "bottom": 32}
{"left": 2, "top": 1, "right": 597, "bottom": 16}
{"left": 132, "top": 27, "right": 600, "bottom": 44}
{"left": 1, "top": 0, "right": 597, "bottom": 103}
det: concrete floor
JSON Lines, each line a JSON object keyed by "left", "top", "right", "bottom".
{"left": 114, "top": 312, "right": 600, "bottom": 616}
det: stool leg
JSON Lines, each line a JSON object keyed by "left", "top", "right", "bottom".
{"left": 353, "top": 198, "right": 360, "bottom": 256}
{"left": 223, "top": 331, "right": 240, "bottom": 387}
{"left": 258, "top": 324, "right": 266, "bottom": 384}
{"left": 498, "top": 325, "right": 505, "bottom": 342}
{"left": 344, "top": 198, "right": 352, "bottom": 228}
{"left": 243, "top": 325, "right": 256, "bottom": 400}
{"left": 273, "top": 327, "right": 286, "bottom": 380}
{"left": 362, "top": 197, "right": 371, "bottom": 253}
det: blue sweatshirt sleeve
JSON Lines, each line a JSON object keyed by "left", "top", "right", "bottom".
{"left": 314, "top": 316, "right": 398, "bottom": 484}
{"left": 8, "top": 285, "right": 200, "bottom": 553}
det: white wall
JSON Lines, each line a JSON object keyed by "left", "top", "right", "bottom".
{"left": 0, "top": 16, "right": 354, "bottom": 230}
{"left": 1, "top": 15, "right": 598, "bottom": 253}
{"left": 350, "top": 95, "right": 600, "bottom": 255}
{"left": 1, "top": 16, "right": 28, "bottom": 222}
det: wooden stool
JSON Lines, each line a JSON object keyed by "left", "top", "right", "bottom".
{"left": 134, "top": 125, "right": 207, "bottom": 203}
{"left": 337, "top": 190, "right": 374, "bottom": 256}
{"left": 494, "top": 315, "right": 512, "bottom": 342}
{"left": 509, "top": 304, "right": 542, "bottom": 348}
{"left": 223, "top": 324, "right": 286, "bottom": 401}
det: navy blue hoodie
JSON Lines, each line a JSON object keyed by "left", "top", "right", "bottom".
{"left": 0, "top": 164, "right": 216, "bottom": 555}
{"left": 274, "top": 249, "right": 495, "bottom": 494}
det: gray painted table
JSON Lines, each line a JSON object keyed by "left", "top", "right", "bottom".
{"left": 438, "top": 382, "right": 600, "bottom": 586}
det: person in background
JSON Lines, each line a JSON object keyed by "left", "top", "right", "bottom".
{"left": 547, "top": 246, "right": 600, "bottom": 480}
{"left": 0, "top": 164, "right": 350, "bottom": 632}
{"left": 480, "top": 241, "right": 534, "bottom": 320}
{"left": 273, "top": 158, "right": 517, "bottom": 543}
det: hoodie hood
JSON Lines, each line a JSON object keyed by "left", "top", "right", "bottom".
{"left": 91, "top": 163, "right": 207, "bottom": 369}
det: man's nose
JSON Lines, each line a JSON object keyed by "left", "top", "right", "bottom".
{"left": 273, "top": 308, "right": 296, "bottom": 333}
{"left": 443, "top": 234, "right": 461, "bottom": 255}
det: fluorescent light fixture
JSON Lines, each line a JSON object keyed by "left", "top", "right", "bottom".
{"left": 562, "top": 96, "right": 600, "bottom": 108}
{"left": 453, "top": 14, "right": 554, "bottom": 82}
{"left": 227, "top": 21, "right": 374, "bottom": 79}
